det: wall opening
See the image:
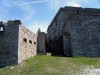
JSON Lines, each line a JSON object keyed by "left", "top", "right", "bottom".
{"left": 63, "top": 33, "right": 72, "bottom": 57}
{"left": 58, "top": 36, "right": 64, "bottom": 55}
{"left": 23, "top": 38, "right": 27, "bottom": 42}
{"left": 0, "top": 27, "right": 3, "bottom": 32}
{"left": 34, "top": 42, "right": 36, "bottom": 45}
{"left": 29, "top": 40, "right": 32, "bottom": 44}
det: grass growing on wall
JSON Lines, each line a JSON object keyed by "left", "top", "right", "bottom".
{"left": 0, "top": 55, "right": 100, "bottom": 75}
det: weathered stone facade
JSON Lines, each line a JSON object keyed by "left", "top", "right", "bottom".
{"left": 1, "top": 6, "right": 100, "bottom": 68}
{"left": 37, "top": 32, "right": 46, "bottom": 54}
{"left": 18, "top": 25, "right": 37, "bottom": 63}
{"left": 47, "top": 6, "right": 100, "bottom": 57}
{"left": 0, "top": 20, "right": 37, "bottom": 67}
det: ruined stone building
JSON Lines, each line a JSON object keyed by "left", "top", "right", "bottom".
{"left": 47, "top": 6, "right": 100, "bottom": 57}
{"left": 0, "top": 20, "right": 37, "bottom": 67}
{"left": 1, "top": 6, "right": 100, "bottom": 68}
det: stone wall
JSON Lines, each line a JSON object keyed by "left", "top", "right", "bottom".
{"left": 71, "top": 16, "right": 100, "bottom": 57}
{"left": 48, "top": 11, "right": 66, "bottom": 40}
{"left": 37, "top": 32, "right": 46, "bottom": 54}
{"left": 0, "top": 21, "right": 19, "bottom": 67}
{"left": 47, "top": 6, "right": 100, "bottom": 57}
{"left": 47, "top": 10, "right": 65, "bottom": 55}
{"left": 0, "top": 20, "right": 37, "bottom": 67}
{"left": 18, "top": 25, "right": 37, "bottom": 63}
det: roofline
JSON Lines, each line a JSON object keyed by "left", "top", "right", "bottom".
{"left": 47, "top": 6, "right": 100, "bottom": 31}
{"left": 47, "top": 6, "right": 82, "bottom": 31}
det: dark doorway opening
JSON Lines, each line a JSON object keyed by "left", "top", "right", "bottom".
{"left": 58, "top": 36, "right": 64, "bottom": 55}
{"left": 50, "top": 36, "right": 64, "bottom": 56}
{"left": 63, "top": 33, "right": 72, "bottom": 57}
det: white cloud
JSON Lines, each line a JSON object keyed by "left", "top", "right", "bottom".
{"left": 48, "top": 0, "right": 80, "bottom": 11}
{"left": 66, "top": 0, "right": 81, "bottom": 7}
{"left": 48, "top": 0, "right": 90, "bottom": 10}
{"left": 27, "top": 21, "right": 49, "bottom": 33}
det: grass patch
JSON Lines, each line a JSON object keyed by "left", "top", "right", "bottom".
{"left": 0, "top": 55, "right": 100, "bottom": 75}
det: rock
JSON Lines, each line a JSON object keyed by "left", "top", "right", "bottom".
{"left": 10, "top": 67, "right": 14, "bottom": 70}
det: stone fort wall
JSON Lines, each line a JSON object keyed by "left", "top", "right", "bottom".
{"left": 0, "top": 20, "right": 37, "bottom": 67}
{"left": 0, "top": 21, "right": 19, "bottom": 67}
{"left": 71, "top": 16, "right": 100, "bottom": 57}
{"left": 18, "top": 25, "right": 37, "bottom": 63}
{"left": 47, "top": 6, "right": 100, "bottom": 57}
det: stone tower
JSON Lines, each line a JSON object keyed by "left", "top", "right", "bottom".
{"left": 37, "top": 28, "right": 46, "bottom": 54}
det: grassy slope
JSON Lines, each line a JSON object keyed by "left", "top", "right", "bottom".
{"left": 0, "top": 55, "right": 100, "bottom": 75}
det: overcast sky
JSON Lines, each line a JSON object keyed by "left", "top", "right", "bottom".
{"left": 0, "top": 0, "right": 100, "bottom": 33}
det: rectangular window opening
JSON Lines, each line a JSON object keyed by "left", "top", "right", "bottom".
{"left": 0, "top": 27, "right": 3, "bottom": 31}
{"left": 29, "top": 40, "right": 32, "bottom": 44}
{"left": 23, "top": 38, "right": 27, "bottom": 42}
{"left": 34, "top": 42, "right": 36, "bottom": 45}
